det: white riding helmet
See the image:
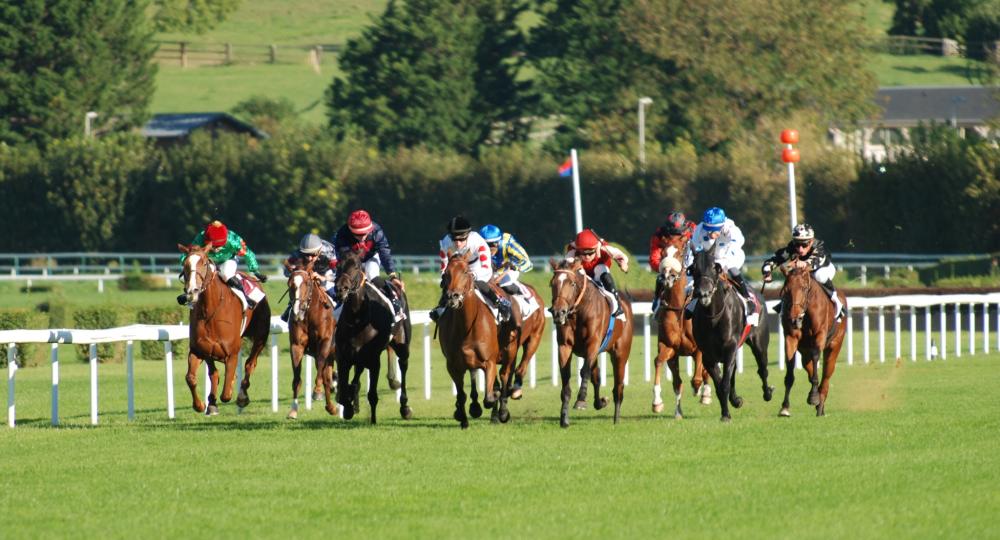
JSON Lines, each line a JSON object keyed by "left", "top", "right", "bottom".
{"left": 792, "top": 223, "right": 815, "bottom": 242}
{"left": 299, "top": 233, "right": 323, "bottom": 255}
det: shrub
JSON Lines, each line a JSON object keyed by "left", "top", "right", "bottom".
{"left": 72, "top": 307, "right": 120, "bottom": 362}
{"left": 136, "top": 306, "right": 188, "bottom": 360}
{"left": 0, "top": 309, "right": 39, "bottom": 367}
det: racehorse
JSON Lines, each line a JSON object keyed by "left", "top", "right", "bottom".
{"left": 689, "top": 244, "right": 774, "bottom": 422}
{"left": 651, "top": 234, "right": 711, "bottom": 418}
{"left": 333, "top": 252, "right": 413, "bottom": 424}
{"left": 494, "top": 276, "right": 546, "bottom": 401}
{"left": 548, "top": 258, "right": 633, "bottom": 427}
{"left": 777, "top": 264, "right": 847, "bottom": 417}
{"left": 438, "top": 253, "right": 519, "bottom": 428}
{"left": 177, "top": 243, "right": 271, "bottom": 415}
{"left": 283, "top": 258, "right": 337, "bottom": 419}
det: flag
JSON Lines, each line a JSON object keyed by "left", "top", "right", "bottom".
{"left": 558, "top": 156, "right": 573, "bottom": 177}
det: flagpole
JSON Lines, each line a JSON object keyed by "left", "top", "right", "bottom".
{"left": 571, "top": 148, "right": 583, "bottom": 233}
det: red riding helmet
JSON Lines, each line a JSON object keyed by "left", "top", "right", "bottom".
{"left": 204, "top": 220, "right": 228, "bottom": 247}
{"left": 348, "top": 209, "right": 374, "bottom": 235}
{"left": 574, "top": 229, "right": 600, "bottom": 250}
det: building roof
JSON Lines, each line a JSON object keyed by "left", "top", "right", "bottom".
{"left": 873, "top": 86, "right": 1000, "bottom": 127}
{"left": 141, "top": 113, "right": 268, "bottom": 139}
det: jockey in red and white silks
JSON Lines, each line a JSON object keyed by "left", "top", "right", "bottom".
{"left": 430, "top": 216, "right": 513, "bottom": 322}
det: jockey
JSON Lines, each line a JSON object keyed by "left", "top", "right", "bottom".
{"left": 686, "top": 207, "right": 757, "bottom": 319}
{"left": 280, "top": 233, "right": 338, "bottom": 322}
{"left": 479, "top": 224, "right": 532, "bottom": 296}
{"left": 761, "top": 223, "right": 846, "bottom": 320}
{"left": 649, "top": 211, "right": 695, "bottom": 312}
{"left": 332, "top": 209, "right": 405, "bottom": 322}
{"left": 565, "top": 228, "right": 629, "bottom": 317}
{"left": 178, "top": 220, "right": 267, "bottom": 308}
{"left": 430, "top": 216, "right": 513, "bottom": 322}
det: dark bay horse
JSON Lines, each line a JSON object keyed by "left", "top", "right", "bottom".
{"left": 438, "top": 253, "right": 517, "bottom": 428}
{"left": 689, "top": 244, "right": 774, "bottom": 422}
{"left": 284, "top": 258, "right": 337, "bottom": 419}
{"left": 549, "top": 259, "right": 633, "bottom": 428}
{"left": 177, "top": 244, "right": 271, "bottom": 415}
{"left": 778, "top": 264, "right": 847, "bottom": 417}
{"left": 651, "top": 235, "right": 711, "bottom": 418}
{"left": 333, "top": 252, "right": 412, "bottom": 424}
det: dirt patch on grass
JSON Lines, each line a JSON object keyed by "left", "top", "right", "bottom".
{"left": 839, "top": 358, "right": 905, "bottom": 412}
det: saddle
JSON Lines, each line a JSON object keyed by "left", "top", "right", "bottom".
{"left": 231, "top": 273, "right": 266, "bottom": 311}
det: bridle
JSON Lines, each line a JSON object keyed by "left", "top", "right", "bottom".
{"left": 658, "top": 237, "right": 688, "bottom": 312}
{"left": 288, "top": 268, "right": 317, "bottom": 322}
{"left": 549, "top": 268, "right": 587, "bottom": 325}
{"left": 444, "top": 260, "right": 475, "bottom": 308}
{"left": 183, "top": 255, "right": 215, "bottom": 303}
{"left": 782, "top": 267, "right": 812, "bottom": 328}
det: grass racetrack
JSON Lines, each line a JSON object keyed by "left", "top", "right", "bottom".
{"left": 3, "top": 339, "right": 999, "bottom": 537}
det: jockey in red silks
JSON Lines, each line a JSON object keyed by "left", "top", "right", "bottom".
{"left": 648, "top": 211, "right": 695, "bottom": 311}
{"left": 178, "top": 220, "right": 266, "bottom": 308}
{"left": 564, "top": 228, "right": 629, "bottom": 317}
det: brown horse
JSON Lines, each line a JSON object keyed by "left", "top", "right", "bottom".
{"left": 283, "top": 258, "right": 337, "bottom": 419}
{"left": 177, "top": 244, "right": 271, "bottom": 415}
{"left": 439, "top": 253, "right": 517, "bottom": 428}
{"left": 651, "top": 234, "right": 711, "bottom": 418}
{"left": 778, "top": 264, "right": 848, "bottom": 417}
{"left": 495, "top": 278, "right": 546, "bottom": 401}
{"left": 548, "top": 258, "right": 633, "bottom": 427}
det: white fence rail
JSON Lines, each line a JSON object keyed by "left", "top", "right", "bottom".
{"left": 5, "top": 293, "right": 1000, "bottom": 427}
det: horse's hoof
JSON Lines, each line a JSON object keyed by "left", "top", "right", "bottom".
{"left": 511, "top": 387, "right": 523, "bottom": 400}
{"left": 460, "top": 420, "right": 469, "bottom": 429}
{"left": 779, "top": 408, "right": 791, "bottom": 417}
{"left": 287, "top": 409, "right": 298, "bottom": 420}
{"left": 652, "top": 402, "right": 664, "bottom": 413}
{"left": 206, "top": 404, "right": 219, "bottom": 416}
{"left": 388, "top": 377, "right": 402, "bottom": 391}
{"left": 816, "top": 404, "right": 825, "bottom": 417}
{"left": 343, "top": 404, "right": 355, "bottom": 420}
{"left": 499, "top": 409, "right": 511, "bottom": 423}
{"left": 574, "top": 400, "right": 587, "bottom": 410}
{"left": 311, "top": 391, "right": 323, "bottom": 402}
{"left": 763, "top": 386, "right": 774, "bottom": 402}
{"left": 469, "top": 402, "right": 483, "bottom": 419}
{"left": 595, "top": 397, "right": 609, "bottom": 410}
{"left": 720, "top": 415, "right": 731, "bottom": 423}
{"left": 560, "top": 416, "right": 570, "bottom": 428}
{"left": 193, "top": 401, "right": 206, "bottom": 413}
{"left": 326, "top": 404, "right": 338, "bottom": 416}
{"left": 700, "top": 395, "right": 713, "bottom": 405}
{"left": 400, "top": 406, "right": 413, "bottom": 420}
{"left": 236, "top": 394, "right": 249, "bottom": 408}
{"left": 732, "top": 396, "right": 744, "bottom": 409}
{"left": 807, "top": 391, "right": 820, "bottom": 406}
{"left": 674, "top": 412, "right": 683, "bottom": 420}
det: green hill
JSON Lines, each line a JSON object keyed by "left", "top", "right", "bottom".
{"left": 151, "top": 0, "right": 990, "bottom": 125}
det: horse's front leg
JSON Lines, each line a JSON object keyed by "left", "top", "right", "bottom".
{"left": 574, "top": 355, "right": 592, "bottom": 410}
{"left": 611, "top": 352, "right": 626, "bottom": 424}
{"left": 447, "top": 364, "right": 469, "bottom": 429}
{"left": 558, "top": 345, "right": 574, "bottom": 428}
{"left": 335, "top": 350, "right": 355, "bottom": 420}
{"left": 207, "top": 360, "right": 221, "bottom": 415}
{"left": 666, "top": 356, "right": 685, "bottom": 419}
{"left": 780, "top": 336, "right": 798, "bottom": 417}
{"left": 468, "top": 369, "right": 483, "bottom": 419}
{"left": 392, "top": 342, "right": 412, "bottom": 420}
{"left": 288, "top": 341, "right": 305, "bottom": 419}
{"left": 494, "top": 357, "right": 515, "bottom": 424}
{"left": 237, "top": 334, "right": 266, "bottom": 409}
{"left": 185, "top": 352, "right": 206, "bottom": 413}
{"left": 705, "top": 359, "right": 730, "bottom": 421}
{"left": 803, "top": 348, "right": 821, "bottom": 407}
{"left": 590, "top": 355, "right": 608, "bottom": 411}
{"left": 723, "top": 348, "right": 744, "bottom": 412}
{"left": 317, "top": 339, "right": 338, "bottom": 416}
{"left": 366, "top": 357, "right": 380, "bottom": 425}
{"left": 652, "top": 341, "right": 669, "bottom": 413}
{"left": 816, "top": 344, "right": 840, "bottom": 417}
{"left": 748, "top": 327, "right": 774, "bottom": 402}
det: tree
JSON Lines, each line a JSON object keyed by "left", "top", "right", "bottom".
{"left": 151, "top": 0, "right": 242, "bottom": 34}
{"left": 326, "top": 0, "right": 532, "bottom": 153}
{"left": 0, "top": 0, "right": 157, "bottom": 146}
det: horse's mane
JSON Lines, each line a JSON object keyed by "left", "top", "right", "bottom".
{"left": 338, "top": 251, "right": 362, "bottom": 273}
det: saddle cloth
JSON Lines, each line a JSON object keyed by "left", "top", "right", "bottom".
{"left": 229, "top": 274, "right": 265, "bottom": 312}
{"left": 511, "top": 282, "right": 540, "bottom": 319}
{"left": 591, "top": 281, "right": 627, "bottom": 322}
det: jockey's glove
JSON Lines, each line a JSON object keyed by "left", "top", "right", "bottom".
{"left": 254, "top": 272, "right": 268, "bottom": 283}
{"left": 387, "top": 272, "right": 399, "bottom": 281}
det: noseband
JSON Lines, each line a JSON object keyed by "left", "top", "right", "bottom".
{"left": 551, "top": 269, "right": 587, "bottom": 321}
{"left": 183, "top": 258, "right": 215, "bottom": 300}
{"left": 289, "top": 268, "right": 316, "bottom": 313}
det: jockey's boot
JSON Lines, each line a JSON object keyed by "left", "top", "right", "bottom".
{"left": 475, "top": 281, "right": 512, "bottom": 321}
{"left": 227, "top": 276, "right": 255, "bottom": 309}
{"left": 652, "top": 273, "right": 666, "bottom": 313}
{"left": 821, "top": 280, "right": 846, "bottom": 321}
{"left": 429, "top": 289, "right": 447, "bottom": 322}
{"left": 501, "top": 283, "right": 521, "bottom": 296}
{"left": 600, "top": 273, "right": 624, "bottom": 318}
{"left": 773, "top": 302, "right": 782, "bottom": 313}
{"left": 729, "top": 271, "right": 756, "bottom": 316}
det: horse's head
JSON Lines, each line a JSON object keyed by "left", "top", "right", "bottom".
{"left": 334, "top": 252, "right": 366, "bottom": 304}
{"left": 548, "top": 257, "right": 585, "bottom": 325}
{"left": 177, "top": 243, "right": 215, "bottom": 305}
{"left": 691, "top": 244, "right": 722, "bottom": 306}
{"left": 443, "top": 251, "right": 474, "bottom": 309}
{"left": 285, "top": 257, "right": 316, "bottom": 323}
{"left": 658, "top": 235, "right": 687, "bottom": 290}
{"left": 780, "top": 263, "right": 811, "bottom": 329}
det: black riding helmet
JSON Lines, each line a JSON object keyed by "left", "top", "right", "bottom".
{"left": 447, "top": 216, "right": 472, "bottom": 240}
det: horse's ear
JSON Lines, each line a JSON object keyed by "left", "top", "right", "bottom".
{"left": 549, "top": 257, "right": 558, "bottom": 271}
{"left": 177, "top": 243, "right": 189, "bottom": 254}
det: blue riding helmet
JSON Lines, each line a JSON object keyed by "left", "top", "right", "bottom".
{"left": 702, "top": 207, "right": 726, "bottom": 231}
{"left": 479, "top": 224, "right": 502, "bottom": 243}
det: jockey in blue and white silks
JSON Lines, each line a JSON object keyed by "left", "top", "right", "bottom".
{"left": 479, "top": 224, "right": 532, "bottom": 296}
{"left": 686, "top": 207, "right": 757, "bottom": 318}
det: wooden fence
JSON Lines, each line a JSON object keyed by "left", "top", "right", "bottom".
{"left": 152, "top": 40, "right": 340, "bottom": 68}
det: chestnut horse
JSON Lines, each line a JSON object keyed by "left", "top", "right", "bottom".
{"left": 498, "top": 279, "right": 546, "bottom": 400}
{"left": 548, "top": 258, "right": 633, "bottom": 427}
{"left": 439, "top": 253, "right": 518, "bottom": 428}
{"left": 689, "top": 244, "right": 774, "bottom": 422}
{"left": 177, "top": 244, "right": 271, "bottom": 415}
{"left": 333, "top": 252, "right": 413, "bottom": 424}
{"left": 283, "top": 258, "right": 337, "bottom": 419}
{"left": 777, "top": 264, "right": 847, "bottom": 417}
{"left": 651, "top": 234, "right": 711, "bottom": 418}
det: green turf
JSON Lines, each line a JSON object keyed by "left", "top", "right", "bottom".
{"left": 2, "top": 340, "right": 998, "bottom": 537}
{"left": 868, "top": 53, "right": 993, "bottom": 86}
